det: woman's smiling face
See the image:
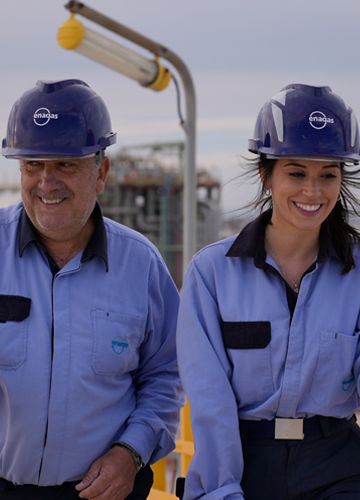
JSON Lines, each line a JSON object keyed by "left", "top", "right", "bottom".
{"left": 267, "top": 158, "right": 342, "bottom": 235}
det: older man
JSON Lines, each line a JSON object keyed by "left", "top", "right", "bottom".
{"left": 0, "top": 79, "right": 183, "bottom": 500}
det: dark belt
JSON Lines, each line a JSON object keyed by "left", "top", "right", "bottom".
{"left": 0, "top": 480, "right": 80, "bottom": 500}
{"left": 239, "top": 414, "right": 357, "bottom": 440}
{"left": 0, "top": 463, "right": 153, "bottom": 500}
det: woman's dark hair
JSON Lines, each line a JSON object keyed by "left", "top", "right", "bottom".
{"left": 244, "top": 153, "right": 360, "bottom": 274}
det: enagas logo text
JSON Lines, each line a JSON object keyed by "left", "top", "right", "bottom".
{"left": 33, "top": 108, "right": 58, "bottom": 126}
{"left": 309, "top": 111, "right": 334, "bottom": 130}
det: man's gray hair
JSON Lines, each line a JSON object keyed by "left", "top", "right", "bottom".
{"left": 95, "top": 149, "right": 106, "bottom": 166}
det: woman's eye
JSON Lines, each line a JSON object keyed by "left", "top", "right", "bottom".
{"left": 289, "top": 172, "right": 304, "bottom": 178}
{"left": 323, "top": 173, "right": 337, "bottom": 179}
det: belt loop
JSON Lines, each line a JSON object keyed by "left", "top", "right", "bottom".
{"left": 317, "top": 416, "right": 332, "bottom": 437}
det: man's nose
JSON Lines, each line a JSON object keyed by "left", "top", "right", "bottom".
{"left": 37, "top": 162, "right": 61, "bottom": 188}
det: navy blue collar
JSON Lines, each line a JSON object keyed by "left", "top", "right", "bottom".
{"left": 226, "top": 210, "right": 341, "bottom": 269}
{"left": 19, "top": 201, "right": 109, "bottom": 271}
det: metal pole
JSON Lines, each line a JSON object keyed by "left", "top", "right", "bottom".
{"left": 65, "top": 1, "right": 197, "bottom": 277}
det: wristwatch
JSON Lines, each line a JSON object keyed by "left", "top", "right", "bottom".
{"left": 111, "top": 441, "right": 144, "bottom": 473}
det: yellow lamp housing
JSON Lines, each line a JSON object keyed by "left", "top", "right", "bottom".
{"left": 57, "top": 13, "right": 85, "bottom": 49}
{"left": 146, "top": 58, "right": 171, "bottom": 92}
{"left": 57, "top": 15, "right": 171, "bottom": 92}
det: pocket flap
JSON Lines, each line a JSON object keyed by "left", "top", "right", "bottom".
{"left": 0, "top": 295, "right": 31, "bottom": 323}
{"left": 222, "top": 321, "right": 271, "bottom": 349}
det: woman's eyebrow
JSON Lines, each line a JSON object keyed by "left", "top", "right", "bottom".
{"left": 283, "top": 162, "right": 306, "bottom": 168}
{"left": 283, "top": 162, "right": 341, "bottom": 169}
{"left": 323, "top": 164, "right": 341, "bottom": 169}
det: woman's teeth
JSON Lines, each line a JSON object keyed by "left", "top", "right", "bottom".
{"left": 295, "top": 203, "right": 321, "bottom": 212}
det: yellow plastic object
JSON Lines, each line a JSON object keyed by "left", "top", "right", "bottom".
{"left": 57, "top": 14, "right": 85, "bottom": 50}
{"left": 146, "top": 58, "right": 172, "bottom": 92}
{"left": 149, "top": 399, "right": 194, "bottom": 499}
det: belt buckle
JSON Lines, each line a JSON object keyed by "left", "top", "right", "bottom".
{"left": 275, "top": 418, "right": 304, "bottom": 440}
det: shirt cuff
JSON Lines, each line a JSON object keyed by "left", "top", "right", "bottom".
{"left": 200, "top": 484, "right": 244, "bottom": 500}
{"left": 119, "top": 423, "right": 158, "bottom": 465}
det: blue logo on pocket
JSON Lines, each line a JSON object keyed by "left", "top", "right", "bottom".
{"left": 342, "top": 374, "right": 355, "bottom": 391}
{"left": 112, "top": 335, "right": 129, "bottom": 354}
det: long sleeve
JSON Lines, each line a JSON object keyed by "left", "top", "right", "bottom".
{"left": 176, "top": 259, "right": 244, "bottom": 500}
{"left": 120, "top": 254, "right": 185, "bottom": 465}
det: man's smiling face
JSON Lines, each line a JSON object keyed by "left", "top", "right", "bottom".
{"left": 20, "top": 155, "right": 109, "bottom": 244}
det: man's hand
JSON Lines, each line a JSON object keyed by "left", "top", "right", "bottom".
{"left": 75, "top": 445, "right": 137, "bottom": 500}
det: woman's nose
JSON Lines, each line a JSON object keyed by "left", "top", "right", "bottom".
{"left": 303, "top": 177, "right": 321, "bottom": 198}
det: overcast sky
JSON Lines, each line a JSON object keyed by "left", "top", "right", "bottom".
{"left": 1, "top": 0, "right": 360, "bottom": 215}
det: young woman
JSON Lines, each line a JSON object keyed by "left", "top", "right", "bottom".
{"left": 177, "top": 84, "right": 360, "bottom": 500}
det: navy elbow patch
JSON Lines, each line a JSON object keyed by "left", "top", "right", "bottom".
{"left": 0, "top": 295, "right": 31, "bottom": 323}
{"left": 221, "top": 321, "right": 271, "bottom": 349}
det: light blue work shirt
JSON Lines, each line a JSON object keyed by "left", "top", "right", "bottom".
{"left": 177, "top": 213, "right": 360, "bottom": 500}
{"left": 0, "top": 202, "right": 183, "bottom": 486}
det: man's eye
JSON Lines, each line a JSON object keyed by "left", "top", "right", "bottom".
{"left": 23, "top": 162, "right": 42, "bottom": 170}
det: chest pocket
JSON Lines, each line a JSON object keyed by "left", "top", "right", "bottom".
{"left": 310, "top": 331, "right": 359, "bottom": 407}
{"left": 91, "top": 310, "right": 146, "bottom": 376}
{"left": 0, "top": 295, "right": 31, "bottom": 370}
{"left": 221, "top": 321, "right": 274, "bottom": 405}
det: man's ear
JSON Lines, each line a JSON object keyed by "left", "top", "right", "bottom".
{"left": 96, "top": 156, "right": 111, "bottom": 194}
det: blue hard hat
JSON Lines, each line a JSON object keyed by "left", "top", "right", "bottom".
{"left": 2, "top": 79, "right": 117, "bottom": 158}
{"left": 248, "top": 84, "right": 360, "bottom": 163}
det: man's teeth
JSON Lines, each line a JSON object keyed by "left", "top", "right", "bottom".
{"left": 295, "top": 203, "right": 321, "bottom": 212}
{"left": 41, "top": 198, "right": 63, "bottom": 204}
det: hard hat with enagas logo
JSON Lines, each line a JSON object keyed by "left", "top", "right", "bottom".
{"left": 2, "top": 79, "right": 117, "bottom": 158}
{"left": 248, "top": 83, "right": 360, "bottom": 163}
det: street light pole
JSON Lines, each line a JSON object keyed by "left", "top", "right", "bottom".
{"left": 63, "top": 1, "right": 197, "bottom": 277}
